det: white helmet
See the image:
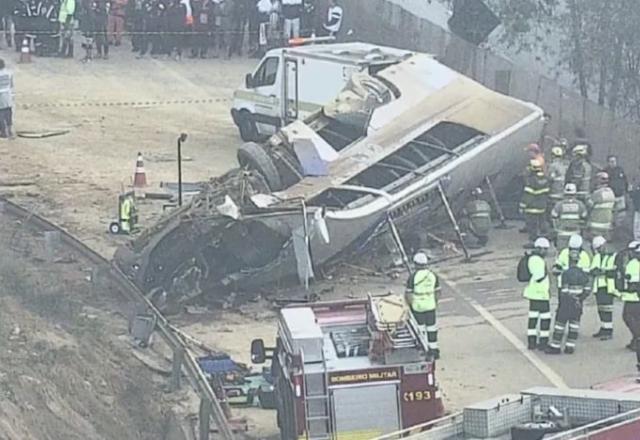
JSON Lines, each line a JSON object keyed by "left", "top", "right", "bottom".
{"left": 568, "top": 234, "right": 583, "bottom": 249}
{"left": 413, "top": 252, "right": 428, "bottom": 266}
{"left": 564, "top": 183, "right": 577, "bottom": 195}
{"left": 534, "top": 237, "right": 550, "bottom": 249}
{"left": 629, "top": 241, "right": 640, "bottom": 250}
{"left": 592, "top": 236, "right": 607, "bottom": 250}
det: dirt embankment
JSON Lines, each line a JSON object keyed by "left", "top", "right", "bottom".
{"left": 0, "top": 220, "right": 181, "bottom": 440}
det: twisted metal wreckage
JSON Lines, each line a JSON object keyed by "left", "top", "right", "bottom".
{"left": 115, "top": 50, "right": 545, "bottom": 304}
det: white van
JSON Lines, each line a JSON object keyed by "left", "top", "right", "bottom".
{"left": 230, "top": 42, "right": 412, "bottom": 141}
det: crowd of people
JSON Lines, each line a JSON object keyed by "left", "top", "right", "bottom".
{"left": 405, "top": 136, "right": 640, "bottom": 377}
{"left": 0, "top": 0, "right": 344, "bottom": 61}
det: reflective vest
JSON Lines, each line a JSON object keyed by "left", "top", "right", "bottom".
{"left": 550, "top": 198, "right": 587, "bottom": 237}
{"left": 590, "top": 251, "right": 619, "bottom": 296}
{"left": 566, "top": 159, "right": 592, "bottom": 198}
{"left": 120, "top": 197, "right": 132, "bottom": 221}
{"left": 548, "top": 159, "right": 569, "bottom": 200}
{"left": 410, "top": 269, "right": 437, "bottom": 312}
{"left": 556, "top": 248, "right": 590, "bottom": 287}
{"left": 466, "top": 199, "right": 491, "bottom": 235}
{"left": 587, "top": 186, "right": 616, "bottom": 232}
{"left": 622, "top": 259, "right": 640, "bottom": 303}
{"left": 520, "top": 172, "right": 549, "bottom": 215}
{"left": 523, "top": 254, "right": 550, "bottom": 301}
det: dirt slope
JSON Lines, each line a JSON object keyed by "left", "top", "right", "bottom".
{"left": 0, "top": 219, "right": 179, "bottom": 440}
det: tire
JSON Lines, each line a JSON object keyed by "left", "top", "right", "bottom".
{"left": 237, "top": 111, "right": 258, "bottom": 142}
{"left": 237, "top": 142, "right": 283, "bottom": 191}
{"left": 109, "top": 222, "right": 121, "bottom": 234}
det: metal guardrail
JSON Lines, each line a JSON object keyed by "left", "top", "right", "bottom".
{"left": 0, "top": 198, "right": 234, "bottom": 440}
{"left": 545, "top": 407, "right": 640, "bottom": 440}
{"left": 372, "top": 413, "right": 464, "bottom": 440}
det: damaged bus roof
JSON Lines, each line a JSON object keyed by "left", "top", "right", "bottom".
{"left": 115, "top": 47, "right": 544, "bottom": 304}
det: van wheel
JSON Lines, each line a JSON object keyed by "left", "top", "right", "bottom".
{"left": 237, "top": 142, "right": 283, "bottom": 191}
{"left": 237, "top": 111, "right": 259, "bottom": 142}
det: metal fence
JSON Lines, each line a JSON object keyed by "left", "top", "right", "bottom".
{"left": 345, "top": 0, "right": 640, "bottom": 173}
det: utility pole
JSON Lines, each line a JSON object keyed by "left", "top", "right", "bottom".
{"left": 177, "top": 133, "right": 188, "bottom": 206}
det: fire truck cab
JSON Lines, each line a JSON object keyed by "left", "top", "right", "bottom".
{"left": 251, "top": 295, "right": 445, "bottom": 440}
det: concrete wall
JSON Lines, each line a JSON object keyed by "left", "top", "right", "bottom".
{"left": 344, "top": 0, "right": 640, "bottom": 174}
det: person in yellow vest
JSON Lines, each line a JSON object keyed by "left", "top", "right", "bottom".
{"left": 522, "top": 237, "right": 551, "bottom": 350}
{"left": 406, "top": 252, "right": 441, "bottom": 360}
{"left": 553, "top": 234, "right": 591, "bottom": 284}
{"left": 590, "top": 236, "right": 619, "bottom": 340}
{"left": 119, "top": 194, "right": 137, "bottom": 234}
{"left": 621, "top": 243, "right": 640, "bottom": 372}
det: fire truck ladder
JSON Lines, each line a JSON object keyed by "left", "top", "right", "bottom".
{"left": 303, "top": 351, "right": 332, "bottom": 440}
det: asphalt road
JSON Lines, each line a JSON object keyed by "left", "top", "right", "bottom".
{"left": 430, "top": 223, "right": 637, "bottom": 410}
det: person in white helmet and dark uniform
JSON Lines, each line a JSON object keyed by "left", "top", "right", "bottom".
{"left": 406, "top": 251, "right": 440, "bottom": 360}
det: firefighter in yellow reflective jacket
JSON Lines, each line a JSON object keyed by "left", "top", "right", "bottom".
{"left": 521, "top": 159, "right": 550, "bottom": 247}
{"left": 586, "top": 172, "right": 616, "bottom": 241}
{"left": 462, "top": 187, "right": 492, "bottom": 247}
{"left": 523, "top": 237, "right": 551, "bottom": 350}
{"left": 553, "top": 234, "right": 591, "bottom": 288}
{"left": 119, "top": 194, "right": 137, "bottom": 234}
{"left": 548, "top": 146, "right": 569, "bottom": 206}
{"left": 590, "top": 236, "right": 619, "bottom": 340}
{"left": 566, "top": 144, "right": 592, "bottom": 201}
{"left": 406, "top": 252, "right": 441, "bottom": 359}
{"left": 550, "top": 183, "right": 587, "bottom": 250}
{"left": 621, "top": 243, "right": 640, "bottom": 373}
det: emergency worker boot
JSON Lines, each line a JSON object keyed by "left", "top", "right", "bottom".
{"left": 564, "top": 346, "right": 575, "bottom": 354}
{"left": 599, "top": 330, "right": 613, "bottom": 341}
{"left": 592, "top": 328, "right": 605, "bottom": 338}
{"left": 429, "top": 349, "right": 440, "bottom": 360}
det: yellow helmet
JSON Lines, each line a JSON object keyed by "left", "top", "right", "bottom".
{"left": 529, "top": 159, "right": 543, "bottom": 171}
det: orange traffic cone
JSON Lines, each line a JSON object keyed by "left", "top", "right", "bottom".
{"left": 19, "top": 38, "right": 31, "bottom": 64}
{"left": 133, "top": 152, "right": 147, "bottom": 188}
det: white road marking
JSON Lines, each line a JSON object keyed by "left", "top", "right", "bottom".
{"left": 443, "top": 276, "right": 569, "bottom": 389}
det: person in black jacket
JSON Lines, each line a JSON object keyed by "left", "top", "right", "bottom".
{"left": 605, "top": 155, "right": 629, "bottom": 231}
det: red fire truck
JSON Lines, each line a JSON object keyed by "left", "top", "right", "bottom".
{"left": 250, "top": 295, "right": 445, "bottom": 440}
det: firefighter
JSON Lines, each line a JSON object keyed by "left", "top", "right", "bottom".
{"left": 520, "top": 159, "right": 550, "bottom": 247}
{"left": 522, "top": 237, "right": 551, "bottom": 350}
{"left": 546, "top": 248, "right": 592, "bottom": 355}
{"left": 406, "top": 252, "right": 440, "bottom": 360}
{"left": 547, "top": 145, "right": 569, "bottom": 206}
{"left": 622, "top": 243, "right": 640, "bottom": 372}
{"left": 550, "top": 183, "right": 587, "bottom": 250}
{"left": 585, "top": 172, "right": 616, "bottom": 241}
{"left": 119, "top": 194, "right": 137, "bottom": 234}
{"left": 553, "top": 234, "right": 591, "bottom": 290}
{"left": 462, "top": 187, "right": 491, "bottom": 247}
{"left": 590, "top": 236, "right": 619, "bottom": 340}
{"left": 565, "top": 144, "right": 592, "bottom": 201}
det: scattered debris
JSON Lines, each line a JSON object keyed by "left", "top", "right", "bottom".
{"left": 17, "top": 129, "right": 70, "bottom": 139}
